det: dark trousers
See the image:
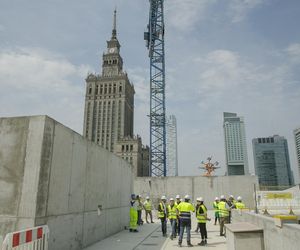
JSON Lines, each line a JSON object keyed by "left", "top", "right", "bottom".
{"left": 176, "top": 218, "right": 180, "bottom": 235}
{"left": 214, "top": 214, "right": 220, "bottom": 224}
{"left": 198, "top": 223, "right": 207, "bottom": 240}
{"left": 137, "top": 210, "right": 142, "bottom": 225}
{"left": 160, "top": 217, "right": 167, "bottom": 235}
{"left": 178, "top": 219, "right": 191, "bottom": 244}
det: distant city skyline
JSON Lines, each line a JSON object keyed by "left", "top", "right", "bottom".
{"left": 0, "top": 1, "right": 299, "bottom": 183}
{"left": 294, "top": 127, "right": 300, "bottom": 181}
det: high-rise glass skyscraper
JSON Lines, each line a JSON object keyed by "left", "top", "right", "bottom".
{"left": 252, "top": 135, "right": 294, "bottom": 188}
{"left": 294, "top": 127, "right": 300, "bottom": 181}
{"left": 223, "top": 112, "right": 249, "bottom": 175}
{"left": 166, "top": 115, "right": 178, "bottom": 176}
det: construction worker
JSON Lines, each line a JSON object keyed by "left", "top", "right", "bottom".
{"left": 175, "top": 195, "right": 181, "bottom": 236}
{"left": 129, "top": 194, "right": 138, "bottom": 232}
{"left": 227, "top": 195, "right": 236, "bottom": 223}
{"left": 158, "top": 195, "right": 168, "bottom": 236}
{"left": 218, "top": 195, "right": 230, "bottom": 236}
{"left": 136, "top": 195, "right": 143, "bottom": 225}
{"left": 235, "top": 196, "right": 246, "bottom": 209}
{"left": 144, "top": 196, "right": 154, "bottom": 223}
{"left": 213, "top": 197, "right": 220, "bottom": 225}
{"left": 176, "top": 194, "right": 195, "bottom": 247}
{"left": 168, "top": 198, "right": 177, "bottom": 240}
{"left": 194, "top": 198, "right": 200, "bottom": 233}
{"left": 196, "top": 197, "right": 208, "bottom": 246}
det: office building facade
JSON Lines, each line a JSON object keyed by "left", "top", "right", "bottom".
{"left": 223, "top": 112, "right": 249, "bottom": 175}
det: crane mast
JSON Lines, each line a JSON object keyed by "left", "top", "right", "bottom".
{"left": 144, "top": 0, "right": 166, "bottom": 177}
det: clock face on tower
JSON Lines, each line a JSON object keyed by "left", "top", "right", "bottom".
{"left": 109, "top": 48, "right": 116, "bottom": 53}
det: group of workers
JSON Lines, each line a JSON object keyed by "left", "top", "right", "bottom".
{"left": 129, "top": 193, "right": 246, "bottom": 247}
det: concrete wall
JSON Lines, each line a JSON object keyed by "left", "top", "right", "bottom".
{"left": 0, "top": 116, "right": 133, "bottom": 250}
{"left": 232, "top": 210, "right": 300, "bottom": 250}
{"left": 134, "top": 176, "right": 258, "bottom": 209}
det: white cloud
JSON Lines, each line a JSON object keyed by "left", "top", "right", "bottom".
{"left": 0, "top": 47, "right": 93, "bottom": 133}
{"left": 166, "top": 0, "right": 216, "bottom": 31}
{"left": 285, "top": 43, "right": 300, "bottom": 63}
{"left": 228, "top": 0, "right": 266, "bottom": 23}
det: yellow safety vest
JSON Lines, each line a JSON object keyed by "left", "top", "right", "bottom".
{"left": 158, "top": 203, "right": 166, "bottom": 218}
{"left": 218, "top": 201, "right": 229, "bottom": 217}
{"left": 177, "top": 202, "right": 195, "bottom": 220}
{"left": 235, "top": 202, "right": 246, "bottom": 209}
{"left": 196, "top": 205, "right": 207, "bottom": 223}
{"left": 168, "top": 204, "right": 177, "bottom": 219}
{"left": 144, "top": 201, "right": 152, "bottom": 211}
{"left": 213, "top": 201, "right": 219, "bottom": 211}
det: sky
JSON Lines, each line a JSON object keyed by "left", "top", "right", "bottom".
{"left": 0, "top": 0, "right": 300, "bottom": 183}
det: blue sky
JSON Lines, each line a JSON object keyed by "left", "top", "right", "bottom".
{"left": 0, "top": 0, "right": 300, "bottom": 183}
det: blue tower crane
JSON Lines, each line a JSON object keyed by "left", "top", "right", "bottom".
{"left": 144, "top": 0, "right": 166, "bottom": 177}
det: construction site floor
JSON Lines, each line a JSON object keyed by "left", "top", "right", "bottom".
{"left": 84, "top": 211, "right": 227, "bottom": 250}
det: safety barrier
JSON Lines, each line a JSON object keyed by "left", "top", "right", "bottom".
{"left": 1, "top": 225, "right": 49, "bottom": 250}
{"left": 256, "top": 190, "right": 300, "bottom": 214}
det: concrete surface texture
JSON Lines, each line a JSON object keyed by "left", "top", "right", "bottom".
{"left": 134, "top": 176, "right": 259, "bottom": 209}
{"left": 0, "top": 115, "right": 133, "bottom": 250}
{"left": 232, "top": 209, "right": 300, "bottom": 250}
{"left": 84, "top": 211, "right": 226, "bottom": 250}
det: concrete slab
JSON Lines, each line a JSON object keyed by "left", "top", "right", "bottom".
{"left": 84, "top": 211, "right": 227, "bottom": 250}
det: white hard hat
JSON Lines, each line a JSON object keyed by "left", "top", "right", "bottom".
{"left": 176, "top": 195, "right": 180, "bottom": 199}
{"left": 161, "top": 195, "right": 167, "bottom": 200}
{"left": 215, "top": 197, "right": 219, "bottom": 201}
{"left": 237, "top": 196, "right": 242, "bottom": 201}
{"left": 170, "top": 198, "right": 174, "bottom": 201}
{"left": 146, "top": 196, "right": 150, "bottom": 199}
{"left": 196, "top": 197, "right": 203, "bottom": 202}
{"left": 184, "top": 194, "right": 190, "bottom": 200}
{"left": 220, "top": 195, "right": 225, "bottom": 200}
{"left": 230, "top": 195, "right": 234, "bottom": 198}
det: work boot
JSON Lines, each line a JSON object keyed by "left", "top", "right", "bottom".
{"left": 170, "top": 235, "right": 173, "bottom": 240}
{"left": 133, "top": 229, "right": 138, "bottom": 232}
{"left": 187, "top": 242, "right": 193, "bottom": 247}
{"left": 205, "top": 239, "right": 207, "bottom": 245}
{"left": 129, "top": 229, "right": 133, "bottom": 232}
{"left": 178, "top": 242, "right": 182, "bottom": 247}
{"left": 198, "top": 240, "right": 205, "bottom": 246}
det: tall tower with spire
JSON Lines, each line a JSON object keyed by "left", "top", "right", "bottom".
{"left": 83, "top": 9, "right": 135, "bottom": 152}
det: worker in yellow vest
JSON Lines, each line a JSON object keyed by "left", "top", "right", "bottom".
{"left": 235, "top": 196, "right": 246, "bottom": 209}
{"left": 196, "top": 197, "right": 208, "bottom": 246}
{"left": 175, "top": 195, "right": 181, "bottom": 236}
{"left": 176, "top": 194, "right": 195, "bottom": 247}
{"left": 129, "top": 194, "right": 138, "bottom": 232}
{"left": 158, "top": 195, "right": 168, "bottom": 236}
{"left": 218, "top": 195, "right": 230, "bottom": 236}
{"left": 168, "top": 198, "right": 177, "bottom": 240}
{"left": 136, "top": 195, "right": 144, "bottom": 225}
{"left": 213, "top": 197, "right": 220, "bottom": 225}
{"left": 144, "top": 196, "right": 154, "bottom": 223}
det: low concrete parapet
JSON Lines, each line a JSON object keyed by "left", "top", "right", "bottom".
{"left": 226, "top": 222, "right": 264, "bottom": 250}
{"left": 232, "top": 210, "right": 300, "bottom": 250}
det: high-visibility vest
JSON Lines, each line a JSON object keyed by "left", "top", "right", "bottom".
{"left": 218, "top": 201, "right": 229, "bottom": 217}
{"left": 137, "top": 201, "right": 143, "bottom": 211}
{"left": 177, "top": 202, "right": 195, "bottom": 220}
{"left": 235, "top": 202, "right": 246, "bottom": 209}
{"left": 168, "top": 204, "right": 177, "bottom": 219}
{"left": 175, "top": 201, "right": 181, "bottom": 206}
{"left": 158, "top": 202, "right": 166, "bottom": 218}
{"left": 144, "top": 201, "right": 152, "bottom": 211}
{"left": 196, "top": 204, "right": 207, "bottom": 223}
{"left": 213, "top": 201, "right": 219, "bottom": 211}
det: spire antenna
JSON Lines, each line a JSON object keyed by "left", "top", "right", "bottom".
{"left": 112, "top": 8, "right": 117, "bottom": 39}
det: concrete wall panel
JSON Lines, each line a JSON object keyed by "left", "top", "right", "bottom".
{"left": 82, "top": 211, "right": 106, "bottom": 248}
{"left": 0, "top": 116, "right": 133, "bottom": 250}
{"left": 68, "top": 135, "right": 87, "bottom": 213}
{"left": 47, "top": 123, "right": 73, "bottom": 215}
